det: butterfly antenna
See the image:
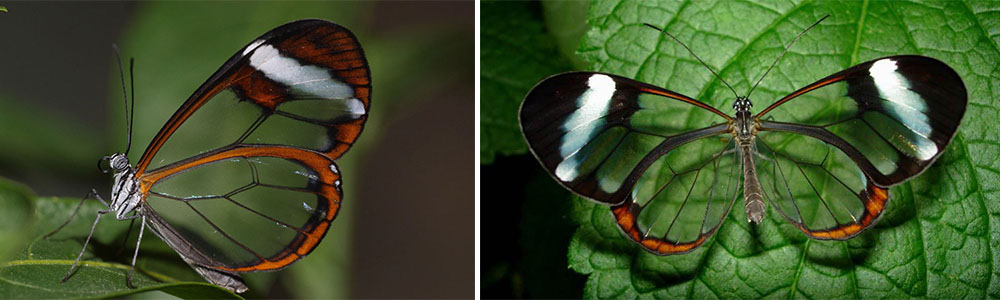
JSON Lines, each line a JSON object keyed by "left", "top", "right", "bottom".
{"left": 746, "top": 15, "right": 829, "bottom": 98}
{"left": 127, "top": 58, "right": 135, "bottom": 157}
{"left": 644, "top": 23, "right": 739, "bottom": 99}
{"left": 112, "top": 45, "right": 133, "bottom": 156}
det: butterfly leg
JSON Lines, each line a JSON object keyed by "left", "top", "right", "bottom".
{"left": 44, "top": 189, "right": 108, "bottom": 239}
{"left": 60, "top": 207, "right": 111, "bottom": 283}
{"left": 125, "top": 215, "right": 146, "bottom": 289}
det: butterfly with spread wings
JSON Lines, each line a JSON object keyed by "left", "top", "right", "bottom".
{"left": 47, "top": 19, "right": 370, "bottom": 293}
{"left": 519, "top": 16, "right": 965, "bottom": 255}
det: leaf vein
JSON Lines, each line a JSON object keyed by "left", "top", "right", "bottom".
{"left": 787, "top": 239, "right": 809, "bottom": 299}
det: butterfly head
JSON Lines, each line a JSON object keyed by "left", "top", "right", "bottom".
{"left": 732, "top": 97, "right": 752, "bottom": 112}
{"left": 99, "top": 153, "right": 131, "bottom": 174}
{"left": 731, "top": 97, "right": 757, "bottom": 138}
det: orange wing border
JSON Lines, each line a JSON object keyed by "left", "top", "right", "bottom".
{"left": 611, "top": 202, "right": 727, "bottom": 255}
{"left": 790, "top": 183, "right": 888, "bottom": 240}
{"left": 139, "top": 145, "right": 342, "bottom": 272}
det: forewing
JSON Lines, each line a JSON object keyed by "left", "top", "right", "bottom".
{"left": 132, "top": 19, "right": 367, "bottom": 272}
{"left": 520, "top": 72, "right": 731, "bottom": 205}
{"left": 755, "top": 55, "right": 966, "bottom": 186}
{"left": 136, "top": 19, "right": 370, "bottom": 174}
{"left": 140, "top": 145, "right": 341, "bottom": 272}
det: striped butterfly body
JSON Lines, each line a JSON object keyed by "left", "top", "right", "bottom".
{"left": 52, "top": 19, "right": 370, "bottom": 292}
{"left": 519, "top": 18, "right": 966, "bottom": 255}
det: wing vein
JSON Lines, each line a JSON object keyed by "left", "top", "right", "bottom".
{"left": 184, "top": 201, "right": 267, "bottom": 261}
{"left": 793, "top": 159, "right": 841, "bottom": 227}
{"left": 663, "top": 166, "right": 703, "bottom": 241}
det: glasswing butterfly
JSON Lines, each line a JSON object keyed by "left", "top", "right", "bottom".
{"left": 519, "top": 16, "right": 966, "bottom": 255}
{"left": 45, "top": 19, "right": 370, "bottom": 292}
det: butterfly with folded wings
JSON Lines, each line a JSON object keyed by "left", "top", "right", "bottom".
{"left": 47, "top": 19, "right": 370, "bottom": 293}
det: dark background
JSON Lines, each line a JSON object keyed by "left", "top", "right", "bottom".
{"left": 0, "top": 1, "right": 473, "bottom": 298}
{"left": 481, "top": 155, "right": 586, "bottom": 299}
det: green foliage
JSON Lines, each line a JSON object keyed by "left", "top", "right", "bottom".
{"left": 0, "top": 179, "right": 34, "bottom": 263}
{"left": 481, "top": 0, "right": 1000, "bottom": 298}
{"left": 480, "top": 1, "right": 578, "bottom": 164}
{"left": 0, "top": 197, "right": 239, "bottom": 298}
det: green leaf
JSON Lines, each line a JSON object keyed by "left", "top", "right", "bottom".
{"left": 480, "top": 1, "right": 577, "bottom": 164}
{"left": 0, "top": 178, "right": 35, "bottom": 263}
{"left": 0, "top": 197, "right": 239, "bottom": 299}
{"left": 523, "top": 0, "right": 1000, "bottom": 298}
{"left": 540, "top": 0, "right": 592, "bottom": 68}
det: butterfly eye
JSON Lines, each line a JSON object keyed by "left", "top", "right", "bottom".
{"left": 97, "top": 155, "right": 113, "bottom": 174}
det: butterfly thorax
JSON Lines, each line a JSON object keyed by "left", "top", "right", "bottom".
{"left": 107, "top": 153, "right": 142, "bottom": 220}
{"left": 731, "top": 97, "right": 766, "bottom": 224}
{"left": 731, "top": 97, "right": 755, "bottom": 142}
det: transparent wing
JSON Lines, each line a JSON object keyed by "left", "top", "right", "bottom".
{"left": 141, "top": 145, "right": 341, "bottom": 271}
{"left": 137, "top": 19, "right": 370, "bottom": 174}
{"left": 754, "top": 131, "right": 887, "bottom": 239}
{"left": 520, "top": 72, "right": 741, "bottom": 254}
{"left": 520, "top": 72, "right": 731, "bottom": 205}
{"left": 133, "top": 20, "right": 368, "bottom": 272}
{"left": 612, "top": 136, "right": 740, "bottom": 254}
{"left": 750, "top": 55, "right": 964, "bottom": 238}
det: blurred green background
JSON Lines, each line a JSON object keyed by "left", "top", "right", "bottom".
{"left": 0, "top": 1, "right": 472, "bottom": 298}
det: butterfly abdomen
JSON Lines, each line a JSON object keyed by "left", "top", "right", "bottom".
{"left": 740, "top": 141, "right": 765, "bottom": 224}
